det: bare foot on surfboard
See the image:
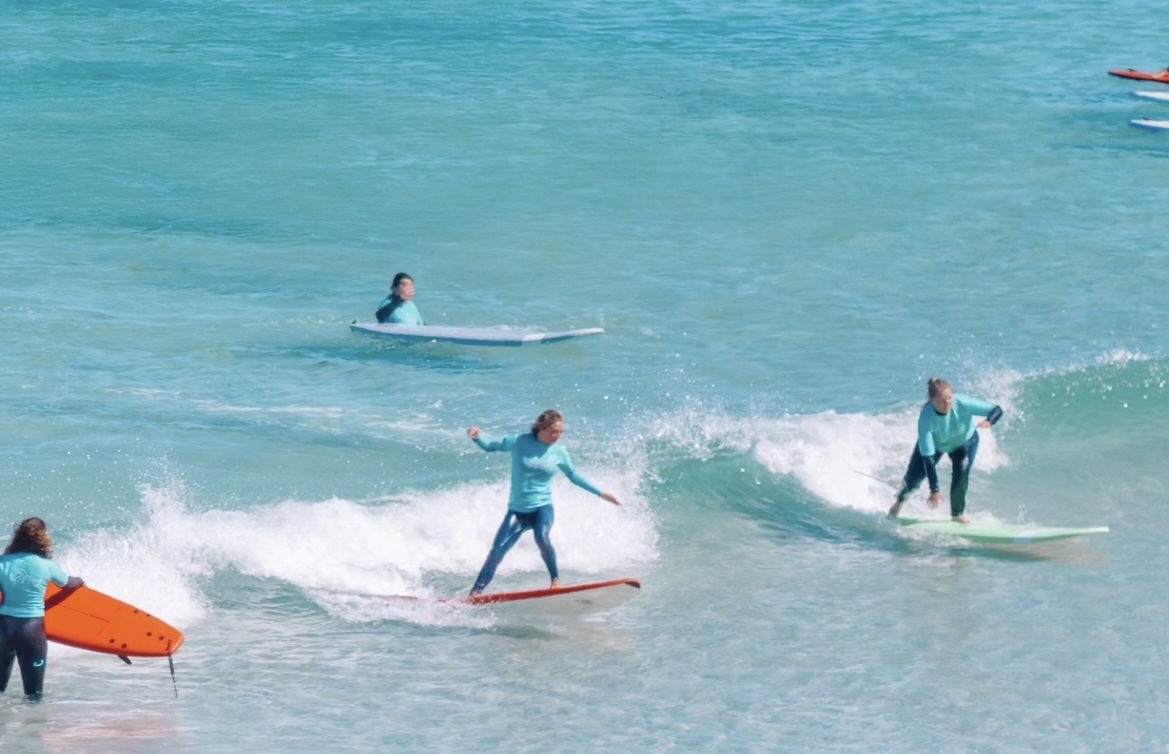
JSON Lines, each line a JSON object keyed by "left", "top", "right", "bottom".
{"left": 952, "top": 515, "right": 971, "bottom": 524}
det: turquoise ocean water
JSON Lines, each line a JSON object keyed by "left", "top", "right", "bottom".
{"left": 3, "top": 1, "right": 1169, "bottom": 751}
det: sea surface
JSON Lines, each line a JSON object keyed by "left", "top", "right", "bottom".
{"left": 3, "top": 1, "right": 1169, "bottom": 752}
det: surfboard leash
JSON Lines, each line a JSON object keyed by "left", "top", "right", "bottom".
{"left": 168, "top": 642, "right": 179, "bottom": 699}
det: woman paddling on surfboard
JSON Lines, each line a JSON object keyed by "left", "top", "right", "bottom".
{"left": 375, "top": 272, "right": 425, "bottom": 325}
{"left": 0, "top": 517, "right": 83, "bottom": 702}
{"left": 467, "top": 410, "right": 621, "bottom": 596}
{"left": 887, "top": 378, "right": 1003, "bottom": 524}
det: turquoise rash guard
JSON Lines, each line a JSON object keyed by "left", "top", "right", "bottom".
{"left": 469, "top": 431, "right": 605, "bottom": 594}
{"left": 917, "top": 394, "right": 1000, "bottom": 456}
{"left": 0, "top": 551, "right": 72, "bottom": 700}
{"left": 473, "top": 432, "right": 603, "bottom": 512}
{"left": 386, "top": 300, "right": 423, "bottom": 325}
{"left": 375, "top": 297, "right": 424, "bottom": 325}
{"left": 916, "top": 394, "right": 1003, "bottom": 493}
{"left": 0, "top": 552, "right": 69, "bottom": 618}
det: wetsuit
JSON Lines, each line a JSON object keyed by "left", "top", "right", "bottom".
{"left": 470, "top": 432, "right": 603, "bottom": 594}
{"left": 0, "top": 552, "right": 70, "bottom": 701}
{"left": 375, "top": 297, "right": 424, "bottom": 325}
{"left": 896, "top": 395, "right": 1003, "bottom": 517}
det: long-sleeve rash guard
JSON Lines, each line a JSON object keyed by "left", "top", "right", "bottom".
{"left": 916, "top": 394, "right": 1003, "bottom": 492}
{"left": 375, "top": 298, "right": 424, "bottom": 325}
{"left": 0, "top": 552, "right": 69, "bottom": 618}
{"left": 473, "top": 433, "right": 603, "bottom": 512}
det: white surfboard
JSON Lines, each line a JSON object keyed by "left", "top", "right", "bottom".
{"left": 350, "top": 321, "right": 605, "bottom": 347}
{"left": 897, "top": 518, "right": 1109, "bottom": 545}
{"left": 1134, "top": 90, "right": 1169, "bottom": 103}
{"left": 1130, "top": 118, "right": 1169, "bottom": 131}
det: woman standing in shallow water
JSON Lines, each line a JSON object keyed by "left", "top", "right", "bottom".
{"left": 887, "top": 377, "right": 1003, "bottom": 524}
{"left": 467, "top": 410, "right": 621, "bottom": 595}
{"left": 0, "top": 517, "right": 84, "bottom": 701}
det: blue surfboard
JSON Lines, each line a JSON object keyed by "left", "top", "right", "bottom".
{"left": 351, "top": 321, "right": 605, "bottom": 347}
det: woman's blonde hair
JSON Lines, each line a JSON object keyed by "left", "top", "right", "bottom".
{"left": 531, "top": 409, "right": 564, "bottom": 435}
{"left": 927, "top": 377, "right": 952, "bottom": 399}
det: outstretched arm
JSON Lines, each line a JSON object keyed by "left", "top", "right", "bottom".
{"left": 561, "top": 462, "right": 621, "bottom": 506}
{"left": 978, "top": 405, "right": 1004, "bottom": 429}
{"left": 467, "top": 427, "right": 510, "bottom": 452}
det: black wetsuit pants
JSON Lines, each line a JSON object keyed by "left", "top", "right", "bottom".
{"left": 0, "top": 615, "right": 48, "bottom": 700}
{"left": 897, "top": 431, "right": 981, "bottom": 517}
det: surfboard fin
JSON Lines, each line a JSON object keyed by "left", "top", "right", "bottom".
{"left": 117, "top": 655, "right": 132, "bottom": 665}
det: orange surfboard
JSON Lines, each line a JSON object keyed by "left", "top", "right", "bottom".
{"left": 1109, "top": 68, "right": 1169, "bottom": 84}
{"left": 40, "top": 584, "right": 185, "bottom": 659}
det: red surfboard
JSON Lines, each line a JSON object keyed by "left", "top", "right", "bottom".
{"left": 459, "top": 577, "right": 640, "bottom": 608}
{"left": 41, "top": 583, "right": 185, "bottom": 658}
{"left": 1109, "top": 68, "right": 1169, "bottom": 83}
{"left": 382, "top": 578, "right": 642, "bottom": 618}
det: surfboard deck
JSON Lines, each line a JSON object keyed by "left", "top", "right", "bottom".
{"left": 1130, "top": 118, "right": 1169, "bottom": 131}
{"left": 1110, "top": 68, "right": 1169, "bottom": 83}
{"left": 1134, "top": 90, "right": 1169, "bottom": 103}
{"left": 455, "top": 578, "right": 642, "bottom": 619}
{"left": 897, "top": 518, "right": 1109, "bottom": 545}
{"left": 350, "top": 321, "right": 604, "bottom": 347}
{"left": 40, "top": 583, "right": 185, "bottom": 658}
{"left": 458, "top": 578, "right": 640, "bottom": 607}
{"left": 382, "top": 578, "right": 641, "bottom": 620}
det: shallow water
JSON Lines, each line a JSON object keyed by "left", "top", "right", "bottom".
{"left": 3, "top": 1, "right": 1169, "bottom": 751}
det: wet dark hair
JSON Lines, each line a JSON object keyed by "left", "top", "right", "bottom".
{"left": 530, "top": 409, "right": 564, "bottom": 436}
{"left": 4, "top": 517, "right": 53, "bottom": 558}
{"left": 375, "top": 272, "right": 414, "bottom": 323}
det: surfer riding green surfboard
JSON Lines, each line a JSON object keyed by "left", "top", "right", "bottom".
{"left": 887, "top": 377, "right": 1003, "bottom": 524}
